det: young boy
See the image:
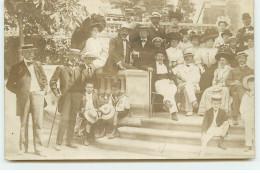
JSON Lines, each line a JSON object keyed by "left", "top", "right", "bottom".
{"left": 77, "top": 81, "right": 100, "bottom": 146}
{"left": 201, "top": 94, "right": 230, "bottom": 156}
{"left": 152, "top": 48, "right": 178, "bottom": 120}
{"left": 240, "top": 75, "right": 255, "bottom": 152}
{"left": 107, "top": 81, "right": 130, "bottom": 139}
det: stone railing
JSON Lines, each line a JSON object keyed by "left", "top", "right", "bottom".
{"left": 43, "top": 65, "right": 152, "bottom": 117}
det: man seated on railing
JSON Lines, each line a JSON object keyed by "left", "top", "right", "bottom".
{"left": 131, "top": 25, "right": 155, "bottom": 71}
{"left": 150, "top": 48, "right": 178, "bottom": 121}
{"left": 103, "top": 23, "right": 137, "bottom": 75}
{"left": 174, "top": 48, "right": 200, "bottom": 116}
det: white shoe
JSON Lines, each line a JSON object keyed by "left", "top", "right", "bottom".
{"left": 186, "top": 112, "right": 193, "bottom": 116}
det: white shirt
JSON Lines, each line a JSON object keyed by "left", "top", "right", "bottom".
{"left": 196, "top": 47, "right": 218, "bottom": 66}
{"left": 85, "top": 92, "right": 94, "bottom": 109}
{"left": 214, "top": 32, "right": 224, "bottom": 48}
{"left": 156, "top": 61, "right": 168, "bottom": 74}
{"left": 24, "top": 59, "right": 41, "bottom": 92}
{"left": 141, "top": 38, "right": 147, "bottom": 48}
{"left": 166, "top": 47, "right": 184, "bottom": 65}
{"left": 123, "top": 39, "right": 127, "bottom": 58}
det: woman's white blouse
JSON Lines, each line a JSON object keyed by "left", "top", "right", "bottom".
{"left": 196, "top": 47, "right": 218, "bottom": 66}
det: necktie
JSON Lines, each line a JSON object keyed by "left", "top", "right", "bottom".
{"left": 27, "top": 61, "right": 32, "bottom": 66}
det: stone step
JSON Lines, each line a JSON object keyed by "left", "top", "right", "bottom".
{"left": 118, "top": 126, "right": 246, "bottom": 148}
{"left": 96, "top": 138, "right": 254, "bottom": 159}
{"left": 141, "top": 118, "right": 245, "bottom": 135}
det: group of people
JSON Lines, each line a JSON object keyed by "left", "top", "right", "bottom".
{"left": 6, "top": 9, "right": 255, "bottom": 157}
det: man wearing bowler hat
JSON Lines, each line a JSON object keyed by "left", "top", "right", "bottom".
{"left": 6, "top": 44, "right": 48, "bottom": 156}
{"left": 103, "top": 23, "right": 136, "bottom": 75}
{"left": 237, "top": 13, "right": 254, "bottom": 50}
{"left": 225, "top": 51, "right": 254, "bottom": 125}
{"left": 148, "top": 12, "right": 166, "bottom": 42}
{"left": 49, "top": 48, "right": 84, "bottom": 151}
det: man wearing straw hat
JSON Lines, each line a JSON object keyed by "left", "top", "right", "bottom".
{"left": 201, "top": 94, "right": 230, "bottom": 155}
{"left": 148, "top": 12, "right": 166, "bottom": 42}
{"left": 225, "top": 51, "right": 254, "bottom": 125}
{"left": 49, "top": 48, "right": 84, "bottom": 151}
{"left": 6, "top": 44, "right": 48, "bottom": 157}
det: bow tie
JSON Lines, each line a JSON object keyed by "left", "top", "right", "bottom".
{"left": 122, "top": 39, "right": 127, "bottom": 41}
{"left": 158, "top": 62, "right": 163, "bottom": 65}
{"left": 142, "top": 40, "right": 147, "bottom": 42}
{"left": 27, "top": 61, "right": 33, "bottom": 66}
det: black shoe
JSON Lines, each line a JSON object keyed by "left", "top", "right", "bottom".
{"left": 171, "top": 112, "right": 178, "bottom": 121}
{"left": 66, "top": 143, "right": 78, "bottom": 149}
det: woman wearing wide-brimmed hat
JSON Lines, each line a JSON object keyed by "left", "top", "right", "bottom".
{"left": 81, "top": 14, "right": 108, "bottom": 69}
{"left": 198, "top": 46, "right": 233, "bottom": 116}
{"left": 196, "top": 28, "right": 219, "bottom": 93}
{"left": 214, "top": 16, "right": 231, "bottom": 48}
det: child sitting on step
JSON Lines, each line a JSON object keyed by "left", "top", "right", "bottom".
{"left": 107, "top": 81, "right": 130, "bottom": 139}
{"left": 200, "top": 94, "right": 230, "bottom": 156}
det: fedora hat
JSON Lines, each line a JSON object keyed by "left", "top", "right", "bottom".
{"left": 221, "top": 29, "right": 233, "bottom": 38}
{"left": 150, "top": 12, "right": 161, "bottom": 18}
{"left": 235, "top": 51, "right": 248, "bottom": 60}
{"left": 99, "top": 104, "right": 116, "bottom": 120}
{"left": 84, "top": 109, "right": 98, "bottom": 124}
{"left": 215, "top": 45, "right": 233, "bottom": 62}
{"left": 242, "top": 13, "right": 251, "bottom": 20}
{"left": 243, "top": 75, "right": 254, "bottom": 90}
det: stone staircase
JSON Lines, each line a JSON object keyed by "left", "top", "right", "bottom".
{"left": 95, "top": 112, "right": 255, "bottom": 159}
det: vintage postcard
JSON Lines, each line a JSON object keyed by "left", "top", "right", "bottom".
{"left": 4, "top": 0, "right": 255, "bottom": 160}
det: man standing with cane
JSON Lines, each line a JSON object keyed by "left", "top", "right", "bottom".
{"left": 49, "top": 49, "right": 84, "bottom": 151}
{"left": 6, "top": 44, "right": 48, "bottom": 157}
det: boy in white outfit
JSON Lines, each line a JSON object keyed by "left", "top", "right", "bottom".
{"left": 240, "top": 75, "right": 255, "bottom": 152}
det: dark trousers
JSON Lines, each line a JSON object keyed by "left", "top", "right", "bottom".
{"left": 56, "top": 92, "right": 82, "bottom": 145}
{"left": 20, "top": 91, "right": 45, "bottom": 152}
{"left": 230, "top": 85, "right": 246, "bottom": 119}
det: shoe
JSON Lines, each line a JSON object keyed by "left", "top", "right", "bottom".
{"left": 165, "top": 100, "right": 173, "bottom": 109}
{"left": 171, "top": 112, "right": 178, "bottom": 121}
{"left": 233, "top": 119, "right": 238, "bottom": 125}
{"left": 244, "top": 146, "right": 252, "bottom": 152}
{"left": 99, "top": 128, "right": 106, "bottom": 138}
{"left": 55, "top": 144, "right": 61, "bottom": 151}
{"left": 35, "top": 151, "right": 47, "bottom": 157}
{"left": 186, "top": 112, "right": 193, "bottom": 116}
{"left": 84, "top": 139, "right": 89, "bottom": 146}
{"left": 66, "top": 143, "right": 78, "bottom": 149}
{"left": 108, "top": 129, "right": 116, "bottom": 139}
{"left": 192, "top": 101, "right": 199, "bottom": 109}
{"left": 218, "top": 141, "right": 227, "bottom": 150}
{"left": 17, "top": 149, "right": 25, "bottom": 155}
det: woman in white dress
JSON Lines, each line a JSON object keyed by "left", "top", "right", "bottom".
{"left": 198, "top": 46, "right": 233, "bottom": 116}
{"left": 214, "top": 16, "right": 231, "bottom": 48}
{"left": 81, "top": 14, "right": 108, "bottom": 69}
{"left": 189, "top": 30, "right": 202, "bottom": 63}
{"left": 196, "top": 28, "right": 219, "bottom": 93}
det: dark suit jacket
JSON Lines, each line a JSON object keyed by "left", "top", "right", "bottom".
{"left": 80, "top": 64, "right": 98, "bottom": 89}
{"left": 6, "top": 60, "right": 48, "bottom": 116}
{"left": 202, "top": 108, "right": 228, "bottom": 133}
{"left": 237, "top": 26, "right": 254, "bottom": 49}
{"left": 150, "top": 61, "right": 176, "bottom": 92}
{"left": 103, "top": 35, "right": 132, "bottom": 75}
{"left": 225, "top": 65, "right": 254, "bottom": 93}
{"left": 80, "top": 91, "right": 99, "bottom": 110}
{"left": 148, "top": 25, "right": 166, "bottom": 40}
{"left": 132, "top": 38, "right": 155, "bottom": 70}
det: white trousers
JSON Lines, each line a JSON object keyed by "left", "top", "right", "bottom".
{"left": 201, "top": 121, "right": 229, "bottom": 149}
{"left": 179, "top": 82, "right": 199, "bottom": 112}
{"left": 243, "top": 116, "right": 254, "bottom": 147}
{"left": 155, "top": 79, "right": 178, "bottom": 113}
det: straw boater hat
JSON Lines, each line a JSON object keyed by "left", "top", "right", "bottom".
{"left": 19, "top": 44, "right": 37, "bottom": 51}
{"left": 118, "top": 23, "right": 131, "bottom": 32}
{"left": 152, "top": 37, "right": 163, "bottom": 43}
{"left": 221, "top": 29, "right": 233, "bottom": 38}
{"left": 183, "top": 48, "right": 194, "bottom": 58}
{"left": 70, "top": 48, "right": 81, "bottom": 54}
{"left": 99, "top": 104, "right": 116, "bottom": 120}
{"left": 243, "top": 75, "right": 254, "bottom": 90}
{"left": 150, "top": 12, "right": 161, "bottom": 19}
{"left": 125, "top": 8, "right": 135, "bottom": 15}
{"left": 211, "top": 94, "right": 222, "bottom": 102}
{"left": 215, "top": 45, "right": 233, "bottom": 62}
{"left": 84, "top": 109, "right": 98, "bottom": 124}
{"left": 235, "top": 51, "right": 248, "bottom": 60}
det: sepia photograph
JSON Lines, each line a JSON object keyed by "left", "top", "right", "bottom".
{"left": 4, "top": 0, "right": 255, "bottom": 160}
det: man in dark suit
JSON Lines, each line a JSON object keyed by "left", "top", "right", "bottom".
{"left": 201, "top": 94, "right": 230, "bottom": 155}
{"left": 131, "top": 25, "right": 155, "bottom": 70}
{"left": 103, "top": 23, "right": 136, "bottom": 75}
{"left": 6, "top": 44, "right": 48, "bottom": 156}
{"left": 237, "top": 13, "right": 254, "bottom": 50}
{"left": 226, "top": 51, "right": 254, "bottom": 125}
{"left": 49, "top": 49, "right": 84, "bottom": 151}
{"left": 148, "top": 12, "right": 166, "bottom": 43}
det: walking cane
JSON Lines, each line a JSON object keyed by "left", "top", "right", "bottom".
{"left": 47, "top": 97, "right": 60, "bottom": 148}
{"left": 148, "top": 67, "right": 153, "bottom": 118}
